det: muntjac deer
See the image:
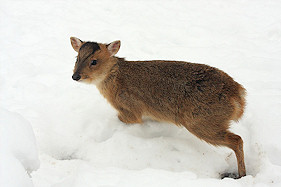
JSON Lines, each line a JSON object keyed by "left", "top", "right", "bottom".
{"left": 70, "top": 37, "right": 246, "bottom": 179}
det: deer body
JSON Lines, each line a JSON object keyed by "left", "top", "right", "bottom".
{"left": 70, "top": 37, "right": 246, "bottom": 178}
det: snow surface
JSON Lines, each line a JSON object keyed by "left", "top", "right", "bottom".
{"left": 1, "top": 0, "right": 281, "bottom": 186}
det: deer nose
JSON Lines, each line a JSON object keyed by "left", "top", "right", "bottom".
{"left": 72, "top": 73, "right": 81, "bottom": 81}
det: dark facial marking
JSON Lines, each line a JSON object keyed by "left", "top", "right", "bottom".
{"left": 77, "top": 42, "right": 100, "bottom": 64}
{"left": 79, "top": 42, "right": 100, "bottom": 55}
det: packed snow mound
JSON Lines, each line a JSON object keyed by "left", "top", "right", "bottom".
{"left": 0, "top": 109, "right": 40, "bottom": 187}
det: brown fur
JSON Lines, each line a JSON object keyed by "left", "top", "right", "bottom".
{"left": 70, "top": 37, "right": 247, "bottom": 178}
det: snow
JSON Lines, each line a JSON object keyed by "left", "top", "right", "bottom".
{"left": 0, "top": 109, "right": 40, "bottom": 187}
{"left": 1, "top": 0, "right": 281, "bottom": 186}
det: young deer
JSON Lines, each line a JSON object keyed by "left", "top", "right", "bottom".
{"left": 70, "top": 37, "right": 246, "bottom": 179}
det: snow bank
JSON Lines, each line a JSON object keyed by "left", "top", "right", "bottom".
{"left": 0, "top": 109, "right": 40, "bottom": 187}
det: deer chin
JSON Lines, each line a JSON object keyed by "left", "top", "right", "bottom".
{"left": 75, "top": 76, "right": 103, "bottom": 85}
{"left": 75, "top": 74, "right": 100, "bottom": 85}
{"left": 78, "top": 79, "right": 90, "bottom": 84}
{"left": 74, "top": 75, "right": 92, "bottom": 84}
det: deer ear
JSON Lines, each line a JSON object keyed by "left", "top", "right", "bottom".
{"left": 107, "top": 40, "right": 121, "bottom": 56}
{"left": 70, "top": 37, "right": 83, "bottom": 52}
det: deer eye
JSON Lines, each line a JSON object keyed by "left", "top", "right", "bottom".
{"left": 90, "top": 60, "right": 97, "bottom": 66}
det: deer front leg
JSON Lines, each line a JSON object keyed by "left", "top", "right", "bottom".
{"left": 117, "top": 107, "right": 142, "bottom": 124}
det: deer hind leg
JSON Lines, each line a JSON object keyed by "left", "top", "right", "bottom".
{"left": 221, "top": 132, "right": 246, "bottom": 178}
{"left": 185, "top": 121, "right": 246, "bottom": 179}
